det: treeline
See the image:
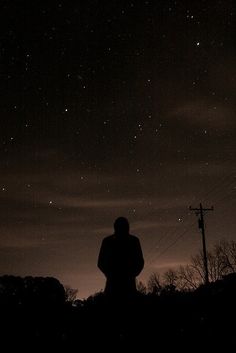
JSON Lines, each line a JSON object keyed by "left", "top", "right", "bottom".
{"left": 140, "top": 239, "right": 236, "bottom": 294}
{"left": 1, "top": 272, "right": 235, "bottom": 351}
{"left": 1, "top": 240, "right": 236, "bottom": 351}
{"left": 0, "top": 276, "right": 65, "bottom": 307}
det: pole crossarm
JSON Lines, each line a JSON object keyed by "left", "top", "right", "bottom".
{"left": 189, "top": 206, "right": 214, "bottom": 211}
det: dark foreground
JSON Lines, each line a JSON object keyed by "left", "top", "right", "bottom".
{"left": 1, "top": 274, "right": 236, "bottom": 352}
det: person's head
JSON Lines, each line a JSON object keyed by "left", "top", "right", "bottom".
{"left": 114, "top": 217, "right": 129, "bottom": 236}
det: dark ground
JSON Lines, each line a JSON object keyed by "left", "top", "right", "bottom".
{"left": 1, "top": 274, "right": 235, "bottom": 352}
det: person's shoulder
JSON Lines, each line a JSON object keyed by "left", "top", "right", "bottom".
{"left": 102, "top": 234, "right": 115, "bottom": 243}
{"left": 129, "top": 234, "right": 140, "bottom": 242}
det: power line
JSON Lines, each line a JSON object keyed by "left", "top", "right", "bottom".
{"left": 147, "top": 217, "right": 195, "bottom": 264}
{"left": 148, "top": 221, "right": 196, "bottom": 264}
{"left": 145, "top": 172, "right": 235, "bottom": 265}
{"left": 201, "top": 172, "right": 236, "bottom": 203}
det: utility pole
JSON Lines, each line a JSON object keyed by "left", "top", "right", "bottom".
{"left": 189, "top": 203, "right": 214, "bottom": 285}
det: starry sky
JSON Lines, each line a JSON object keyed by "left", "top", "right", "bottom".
{"left": 0, "top": 0, "right": 235, "bottom": 298}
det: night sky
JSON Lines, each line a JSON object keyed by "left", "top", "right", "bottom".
{"left": 0, "top": 0, "right": 235, "bottom": 298}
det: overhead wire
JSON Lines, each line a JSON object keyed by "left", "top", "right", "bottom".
{"left": 145, "top": 171, "right": 236, "bottom": 265}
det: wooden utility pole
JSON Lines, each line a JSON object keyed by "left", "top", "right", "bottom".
{"left": 189, "top": 203, "right": 214, "bottom": 285}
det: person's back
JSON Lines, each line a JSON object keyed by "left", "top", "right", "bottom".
{"left": 98, "top": 217, "right": 144, "bottom": 297}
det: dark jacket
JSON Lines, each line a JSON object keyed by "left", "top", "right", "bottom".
{"left": 98, "top": 234, "right": 144, "bottom": 296}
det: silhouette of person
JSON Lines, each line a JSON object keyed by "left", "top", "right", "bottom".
{"left": 98, "top": 217, "right": 144, "bottom": 298}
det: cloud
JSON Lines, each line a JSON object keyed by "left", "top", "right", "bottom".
{"left": 170, "top": 101, "right": 235, "bottom": 129}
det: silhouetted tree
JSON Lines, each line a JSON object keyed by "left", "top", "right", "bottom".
{"left": 148, "top": 240, "right": 236, "bottom": 292}
{"left": 0, "top": 275, "right": 24, "bottom": 305}
{"left": 0, "top": 275, "right": 65, "bottom": 307}
{"left": 163, "top": 269, "right": 178, "bottom": 287}
{"left": 185, "top": 240, "right": 236, "bottom": 286}
{"left": 214, "top": 239, "right": 236, "bottom": 274}
{"left": 24, "top": 276, "right": 65, "bottom": 307}
{"left": 64, "top": 285, "right": 78, "bottom": 303}
{"left": 136, "top": 280, "right": 147, "bottom": 294}
{"left": 147, "top": 273, "right": 162, "bottom": 295}
{"left": 178, "top": 264, "right": 201, "bottom": 290}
